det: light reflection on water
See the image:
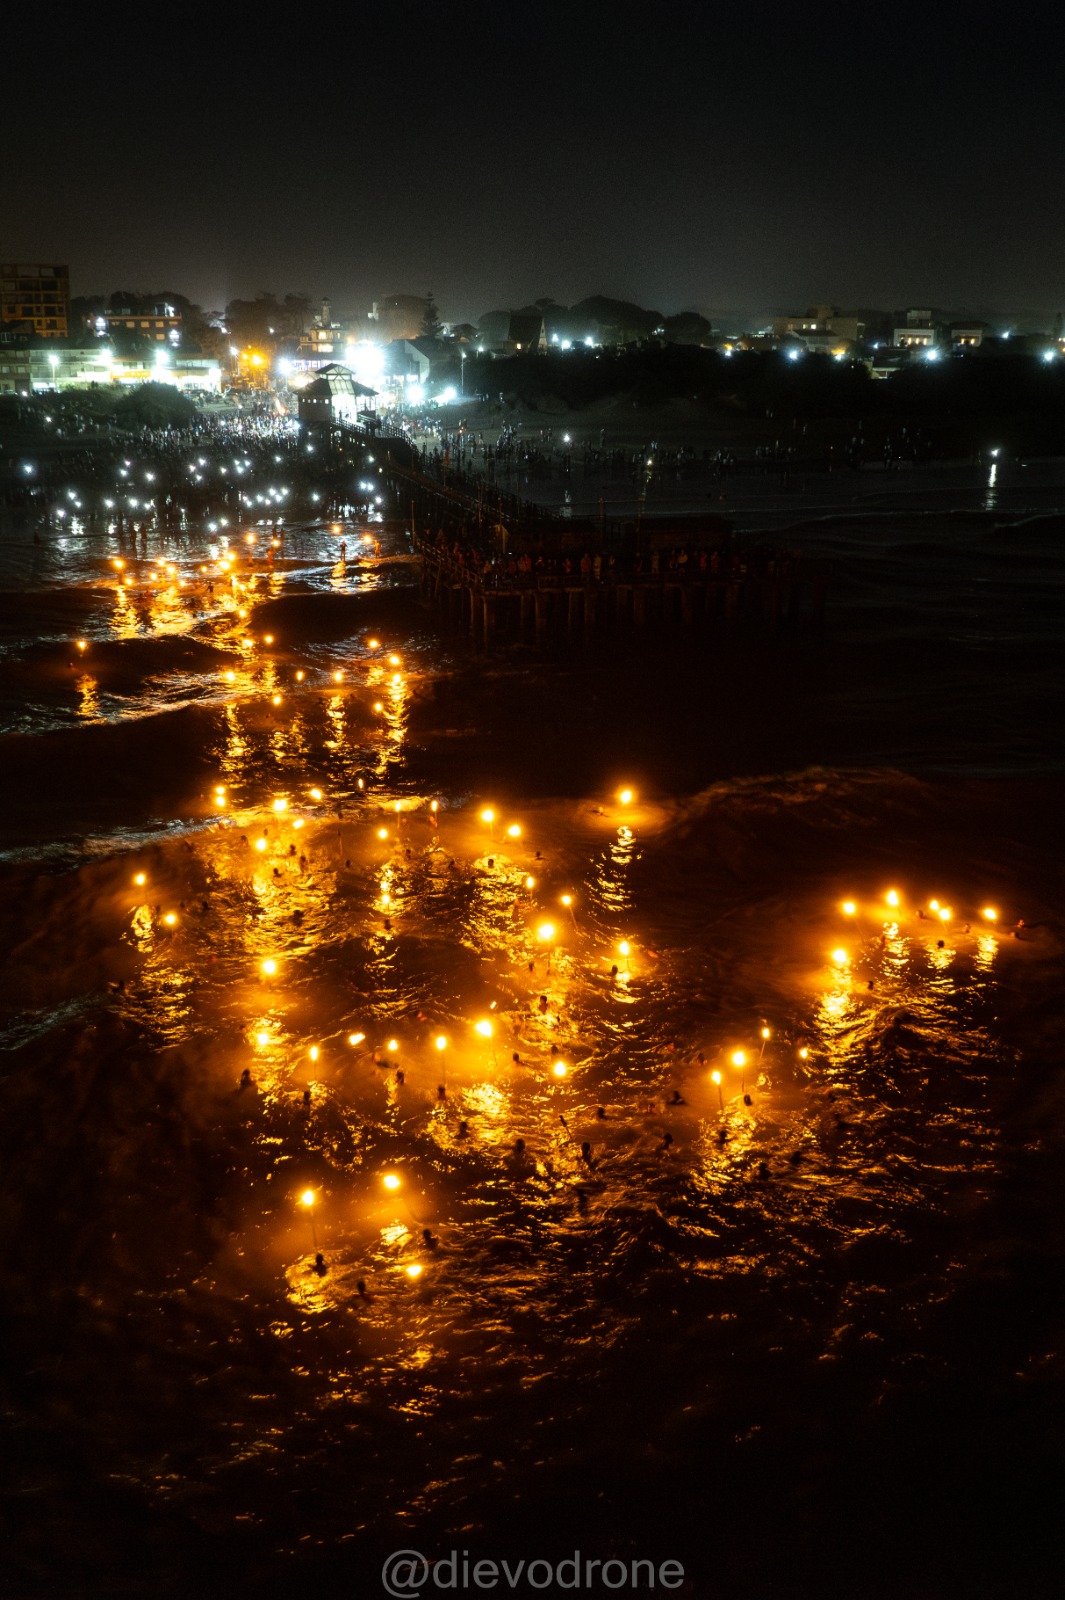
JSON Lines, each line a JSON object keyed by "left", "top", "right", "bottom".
{"left": 2, "top": 501, "right": 1063, "bottom": 1587}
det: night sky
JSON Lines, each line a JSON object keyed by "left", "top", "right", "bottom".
{"left": 3, "top": 0, "right": 1061, "bottom": 322}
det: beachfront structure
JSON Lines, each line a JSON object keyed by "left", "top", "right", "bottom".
{"left": 296, "top": 363, "right": 377, "bottom": 426}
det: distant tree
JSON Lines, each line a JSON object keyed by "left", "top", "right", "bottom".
{"left": 663, "top": 311, "right": 714, "bottom": 345}
{"left": 421, "top": 293, "right": 442, "bottom": 337}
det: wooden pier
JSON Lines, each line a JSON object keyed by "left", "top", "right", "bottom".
{"left": 418, "top": 546, "right": 828, "bottom": 646}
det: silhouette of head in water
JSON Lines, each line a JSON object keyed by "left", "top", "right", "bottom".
{"left": 596, "top": 1106, "right": 607, "bottom": 1119}
{"left": 239, "top": 1068, "right": 252, "bottom": 1090}
{"left": 437, "top": 1084, "right": 446, "bottom": 1099}
{"left": 512, "top": 1051, "right": 521, "bottom": 1063}
{"left": 314, "top": 1252, "right": 327, "bottom": 1277}
{"left": 303, "top": 1088, "right": 311, "bottom": 1106}
{"left": 458, "top": 1119, "right": 468, "bottom": 1137}
{"left": 422, "top": 1228, "right": 438, "bottom": 1249}
{"left": 513, "top": 1138, "right": 526, "bottom": 1155}
{"left": 661, "top": 1131, "right": 673, "bottom": 1149}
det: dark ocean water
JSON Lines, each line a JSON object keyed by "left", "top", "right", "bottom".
{"left": 1, "top": 496, "right": 1064, "bottom": 1599}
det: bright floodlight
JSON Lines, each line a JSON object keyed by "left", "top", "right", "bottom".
{"left": 537, "top": 922, "right": 556, "bottom": 942}
{"left": 382, "top": 1173, "right": 401, "bottom": 1191}
{"left": 300, "top": 1189, "right": 316, "bottom": 1208}
{"left": 731, "top": 1050, "right": 746, "bottom": 1068}
{"left": 831, "top": 948, "right": 848, "bottom": 965}
{"left": 475, "top": 1020, "right": 493, "bottom": 1038}
{"left": 434, "top": 1034, "right": 448, "bottom": 1051}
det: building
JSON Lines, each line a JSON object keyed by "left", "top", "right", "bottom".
{"left": 482, "top": 312, "right": 547, "bottom": 357}
{"left": 109, "top": 350, "right": 222, "bottom": 391}
{"left": 892, "top": 308, "right": 938, "bottom": 349}
{"left": 98, "top": 302, "right": 181, "bottom": 344}
{"left": 1, "top": 263, "right": 69, "bottom": 338}
{"left": 772, "top": 306, "right": 865, "bottom": 345}
{"left": 950, "top": 321, "right": 990, "bottom": 349}
{"left": 295, "top": 364, "right": 377, "bottom": 426}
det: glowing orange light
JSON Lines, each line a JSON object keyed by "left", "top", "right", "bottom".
{"left": 731, "top": 1050, "right": 746, "bottom": 1068}
{"left": 273, "top": 798, "right": 287, "bottom": 813}
{"left": 296, "top": 670, "right": 305, "bottom": 681}
{"left": 982, "top": 907, "right": 998, "bottom": 921}
{"left": 261, "top": 958, "right": 277, "bottom": 976}
{"left": 163, "top": 912, "right": 177, "bottom": 926}
{"left": 537, "top": 922, "right": 556, "bottom": 942}
{"left": 300, "top": 1189, "right": 316, "bottom": 1208}
{"left": 387, "top": 1038, "right": 398, "bottom": 1052}
{"left": 552, "top": 1062, "right": 568, "bottom": 1078}
{"left": 309, "top": 1045, "right": 319, "bottom": 1062}
{"left": 842, "top": 901, "right": 856, "bottom": 916}
{"left": 711, "top": 1070, "right": 722, "bottom": 1085}
{"left": 885, "top": 889, "right": 900, "bottom": 908}
{"left": 798, "top": 1046, "right": 809, "bottom": 1060}
{"left": 474, "top": 1020, "right": 493, "bottom": 1038}
{"left": 405, "top": 1263, "right": 423, "bottom": 1279}
{"left": 618, "top": 788, "right": 633, "bottom": 805}
{"left": 619, "top": 940, "right": 631, "bottom": 957}
{"left": 310, "top": 788, "right": 323, "bottom": 801}
{"left": 255, "top": 837, "right": 267, "bottom": 852}
{"left": 831, "top": 947, "right": 848, "bottom": 965}
{"left": 480, "top": 808, "right": 495, "bottom": 824}
{"left": 367, "top": 638, "right": 380, "bottom": 649}
{"left": 349, "top": 1032, "right": 365, "bottom": 1046}
{"left": 382, "top": 1173, "right": 401, "bottom": 1191}
{"left": 377, "top": 827, "right": 388, "bottom": 840}
{"left": 434, "top": 1035, "right": 448, "bottom": 1051}
{"left": 506, "top": 824, "right": 521, "bottom": 838}
{"left": 133, "top": 872, "right": 146, "bottom": 886}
